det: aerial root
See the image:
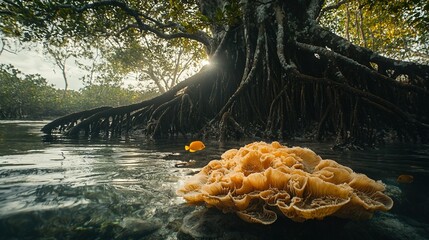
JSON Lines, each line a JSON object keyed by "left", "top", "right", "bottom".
{"left": 212, "top": 24, "right": 265, "bottom": 123}
{"left": 291, "top": 70, "right": 429, "bottom": 130}
{"left": 294, "top": 41, "right": 429, "bottom": 96}
{"left": 219, "top": 111, "right": 245, "bottom": 141}
{"left": 41, "top": 106, "right": 112, "bottom": 134}
{"left": 179, "top": 93, "right": 194, "bottom": 129}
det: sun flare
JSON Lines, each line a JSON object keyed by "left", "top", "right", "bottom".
{"left": 200, "top": 59, "right": 210, "bottom": 66}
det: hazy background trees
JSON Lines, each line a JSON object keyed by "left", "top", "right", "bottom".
{"left": 0, "top": 1, "right": 208, "bottom": 119}
{"left": 0, "top": 0, "right": 427, "bottom": 123}
{"left": 0, "top": 64, "right": 156, "bottom": 119}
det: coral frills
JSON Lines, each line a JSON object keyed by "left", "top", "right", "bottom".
{"left": 177, "top": 141, "right": 393, "bottom": 224}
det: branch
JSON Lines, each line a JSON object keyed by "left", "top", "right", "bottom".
{"left": 307, "top": 0, "right": 325, "bottom": 20}
{"left": 210, "top": 24, "right": 265, "bottom": 123}
{"left": 41, "top": 106, "right": 112, "bottom": 134}
{"left": 0, "top": 10, "right": 14, "bottom": 16}
{"left": 392, "top": 46, "right": 429, "bottom": 61}
{"left": 51, "top": 0, "right": 212, "bottom": 48}
{"left": 307, "top": 24, "right": 429, "bottom": 77}
{"left": 0, "top": 38, "right": 5, "bottom": 55}
{"left": 295, "top": 41, "right": 429, "bottom": 97}
{"left": 66, "top": 66, "right": 215, "bottom": 136}
{"left": 316, "top": 0, "right": 350, "bottom": 22}
{"left": 290, "top": 69, "right": 429, "bottom": 130}
{"left": 274, "top": 5, "right": 296, "bottom": 71}
{"left": 171, "top": 47, "right": 183, "bottom": 87}
{"left": 142, "top": 68, "right": 167, "bottom": 93}
{"left": 2, "top": 0, "right": 20, "bottom": 10}
{"left": 211, "top": 26, "right": 235, "bottom": 60}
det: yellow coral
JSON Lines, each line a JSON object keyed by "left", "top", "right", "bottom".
{"left": 177, "top": 141, "right": 393, "bottom": 224}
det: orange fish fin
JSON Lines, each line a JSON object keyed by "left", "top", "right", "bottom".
{"left": 189, "top": 149, "right": 197, "bottom": 153}
{"left": 397, "top": 174, "right": 414, "bottom": 183}
{"left": 185, "top": 145, "right": 190, "bottom": 151}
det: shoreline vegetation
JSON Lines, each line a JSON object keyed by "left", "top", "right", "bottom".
{"left": 1, "top": 1, "right": 428, "bottom": 148}
{"left": 0, "top": 64, "right": 159, "bottom": 120}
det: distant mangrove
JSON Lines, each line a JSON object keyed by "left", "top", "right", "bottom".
{"left": 0, "top": 64, "right": 158, "bottom": 119}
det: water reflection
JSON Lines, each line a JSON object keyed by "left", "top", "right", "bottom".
{"left": 0, "top": 120, "right": 49, "bottom": 156}
{"left": 0, "top": 120, "right": 428, "bottom": 239}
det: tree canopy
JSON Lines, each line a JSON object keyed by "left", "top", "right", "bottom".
{"left": 0, "top": 0, "right": 208, "bottom": 93}
{"left": 319, "top": 0, "right": 429, "bottom": 63}
{"left": 0, "top": 64, "right": 156, "bottom": 119}
{"left": 1, "top": 0, "right": 428, "bottom": 148}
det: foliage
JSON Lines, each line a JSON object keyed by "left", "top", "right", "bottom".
{"left": 1, "top": 0, "right": 428, "bottom": 147}
{"left": 77, "top": 84, "right": 158, "bottom": 109}
{"left": 0, "top": 0, "right": 210, "bottom": 93}
{"left": 319, "top": 0, "right": 429, "bottom": 63}
{"left": 0, "top": 64, "right": 156, "bottom": 119}
{"left": 107, "top": 37, "right": 205, "bottom": 93}
{"left": 0, "top": 64, "right": 55, "bottom": 118}
{"left": 42, "top": 39, "right": 81, "bottom": 92}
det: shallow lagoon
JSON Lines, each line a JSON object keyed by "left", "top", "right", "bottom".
{"left": 0, "top": 120, "right": 428, "bottom": 239}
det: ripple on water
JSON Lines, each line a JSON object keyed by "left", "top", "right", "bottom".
{"left": 1, "top": 121, "right": 429, "bottom": 239}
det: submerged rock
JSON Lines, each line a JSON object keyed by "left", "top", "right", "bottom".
{"left": 178, "top": 208, "right": 260, "bottom": 240}
{"left": 179, "top": 208, "right": 226, "bottom": 239}
{"left": 116, "top": 217, "right": 161, "bottom": 238}
{"left": 368, "top": 213, "right": 429, "bottom": 240}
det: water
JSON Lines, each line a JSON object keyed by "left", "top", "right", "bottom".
{"left": 0, "top": 120, "right": 428, "bottom": 239}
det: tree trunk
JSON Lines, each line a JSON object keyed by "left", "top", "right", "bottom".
{"left": 42, "top": 0, "right": 429, "bottom": 148}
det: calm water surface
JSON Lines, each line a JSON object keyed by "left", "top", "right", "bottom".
{"left": 0, "top": 120, "right": 428, "bottom": 239}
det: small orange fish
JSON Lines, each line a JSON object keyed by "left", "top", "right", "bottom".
{"left": 397, "top": 174, "right": 414, "bottom": 184}
{"left": 185, "top": 141, "right": 205, "bottom": 152}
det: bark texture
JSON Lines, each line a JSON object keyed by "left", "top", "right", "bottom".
{"left": 43, "top": 0, "right": 429, "bottom": 148}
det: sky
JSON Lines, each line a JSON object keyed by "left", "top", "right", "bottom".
{"left": 0, "top": 43, "right": 85, "bottom": 90}
{"left": 0, "top": 40, "right": 210, "bottom": 91}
